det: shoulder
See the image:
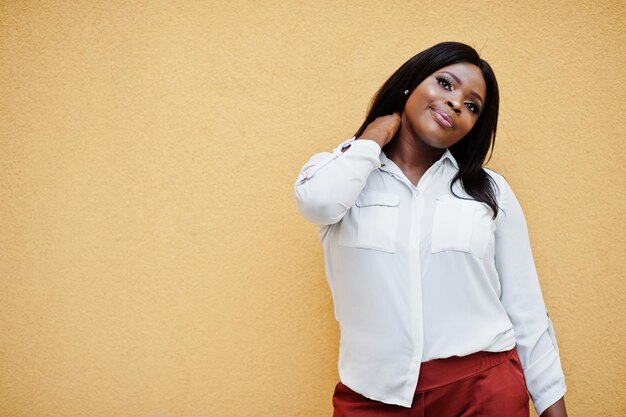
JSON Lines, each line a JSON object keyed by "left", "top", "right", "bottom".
{"left": 483, "top": 166, "right": 504, "bottom": 183}
{"left": 482, "top": 167, "right": 515, "bottom": 203}
{"left": 483, "top": 167, "right": 505, "bottom": 190}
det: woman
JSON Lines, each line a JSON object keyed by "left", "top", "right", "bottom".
{"left": 293, "top": 42, "right": 568, "bottom": 417}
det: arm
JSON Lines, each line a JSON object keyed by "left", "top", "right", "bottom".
{"left": 293, "top": 137, "right": 382, "bottom": 225}
{"left": 493, "top": 176, "right": 568, "bottom": 417}
{"left": 540, "top": 397, "right": 568, "bottom": 417}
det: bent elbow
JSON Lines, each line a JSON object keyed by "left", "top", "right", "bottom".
{"left": 294, "top": 186, "right": 347, "bottom": 225}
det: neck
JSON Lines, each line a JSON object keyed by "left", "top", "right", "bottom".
{"left": 384, "top": 122, "right": 445, "bottom": 173}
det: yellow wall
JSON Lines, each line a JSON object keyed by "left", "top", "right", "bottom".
{"left": 1, "top": 1, "right": 624, "bottom": 416}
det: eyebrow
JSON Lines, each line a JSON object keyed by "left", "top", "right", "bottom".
{"left": 439, "top": 71, "right": 484, "bottom": 106}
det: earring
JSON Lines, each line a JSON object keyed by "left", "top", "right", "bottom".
{"left": 404, "top": 89, "right": 409, "bottom": 95}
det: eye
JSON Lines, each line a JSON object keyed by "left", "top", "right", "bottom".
{"left": 466, "top": 101, "right": 481, "bottom": 114}
{"left": 436, "top": 75, "right": 482, "bottom": 115}
{"left": 435, "top": 75, "right": 453, "bottom": 91}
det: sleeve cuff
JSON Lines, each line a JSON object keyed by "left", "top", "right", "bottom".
{"left": 525, "top": 346, "right": 567, "bottom": 416}
{"left": 532, "top": 377, "right": 566, "bottom": 416}
{"left": 347, "top": 138, "right": 382, "bottom": 155}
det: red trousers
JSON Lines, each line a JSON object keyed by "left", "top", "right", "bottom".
{"left": 332, "top": 347, "right": 529, "bottom": 417}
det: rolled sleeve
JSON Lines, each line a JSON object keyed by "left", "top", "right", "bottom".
{"left": 293, "top": 137, "right": 381, "bottom": 225}
{"left": 494, "top": 176, "right": 567, "bottom": 416}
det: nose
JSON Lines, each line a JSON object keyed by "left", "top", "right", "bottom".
{"left": 447, "top": 99, "right": 462, "bottom": 114}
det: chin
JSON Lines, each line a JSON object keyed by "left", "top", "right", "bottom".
{"left": 419, "top": 135, "right": 452, "bottom": 150}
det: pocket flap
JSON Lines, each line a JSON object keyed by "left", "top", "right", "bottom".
{"left": 435, "top": 194, "right": 473, "bottom": 203}
{"left": 355, "top": 191, "right": 400, "bottom": 207}
{"left": 436, "top": 195, "right": 491, "bottom": 214}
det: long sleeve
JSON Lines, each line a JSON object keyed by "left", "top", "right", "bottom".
{"left": 494, "top": 176, "right": 567, "bottom": 416}
{"left": 293, "top": 137, "right": 381, "bottom": 225}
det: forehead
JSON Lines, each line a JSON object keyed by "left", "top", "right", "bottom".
{"left": 434, "top": 63, "right": 486, "bottom": 98}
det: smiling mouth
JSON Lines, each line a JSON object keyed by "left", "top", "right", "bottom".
{"left": 430, "top": 109, "right": 454, "bottom": 129}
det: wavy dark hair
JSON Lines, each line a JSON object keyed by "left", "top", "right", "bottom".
{"left": 353, "top": 41, "right": 501, "bottom": 219}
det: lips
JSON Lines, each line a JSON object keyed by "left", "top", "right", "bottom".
{"left": 431, "top": 108, "right": 454, "bottom": 128}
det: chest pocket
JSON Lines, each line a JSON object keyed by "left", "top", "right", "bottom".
{"left": 430, "top": 195, "right": 494, "bottom": 259}
{"left": 338, "top": 190, "right": 400, "bottom": 253}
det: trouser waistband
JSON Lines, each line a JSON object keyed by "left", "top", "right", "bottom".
{"left": 416, "top": 346, "right": 517, "bottom": 392}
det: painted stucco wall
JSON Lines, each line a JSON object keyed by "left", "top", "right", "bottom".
{"left": 1, "top": 1, "right": 624, "bottom": 416}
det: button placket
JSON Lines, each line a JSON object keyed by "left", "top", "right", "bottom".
{"left": 408, "top": 187, "right": 424, "bottom": 369}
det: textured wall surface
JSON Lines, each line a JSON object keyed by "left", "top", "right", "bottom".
{"left": 1, "top": 1, "right": 624, "bottom": 416}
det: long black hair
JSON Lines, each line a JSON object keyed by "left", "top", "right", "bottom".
{"left": 353, "top": 41, "right": 501, "bottom": 219}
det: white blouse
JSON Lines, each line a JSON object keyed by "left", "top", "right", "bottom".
{"left": 293, "top": 136, "right": 567, "bottom": 416}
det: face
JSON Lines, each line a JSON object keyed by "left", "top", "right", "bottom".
{"left": 403, "top": 62, "right": 487, "bottom": 149}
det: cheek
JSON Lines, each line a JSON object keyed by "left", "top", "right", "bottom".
{"left": 420, "top": 84, "right": 439, "bottom": 98}
{"left": 409, "top": 85, "right": 438, "bottom": 107}
{"left": 410, "top": 107, "right": 434, "bottom": 133}
{"left": 462, "top": 116, "right": 479, "bottom": 132}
